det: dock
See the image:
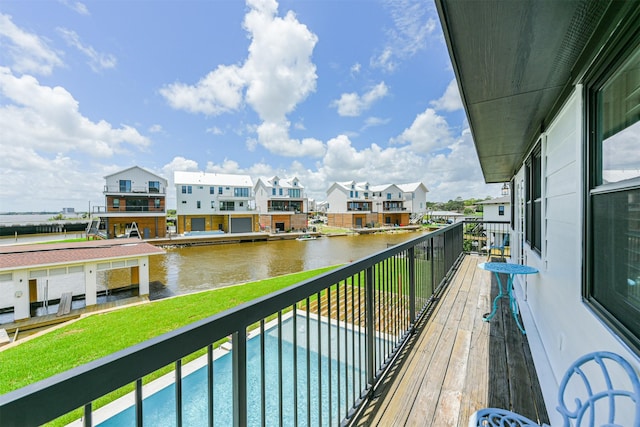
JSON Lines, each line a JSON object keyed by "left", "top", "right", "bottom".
{"left": 149, "top": 231, "right": 323, "bottom": 247}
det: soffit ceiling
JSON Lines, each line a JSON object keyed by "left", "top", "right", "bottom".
{"left": 434, "top": 0, "right": 612, "bottom": 183}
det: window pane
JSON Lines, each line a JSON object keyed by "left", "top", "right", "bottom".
{"left": 592, "top": 188, "right": 640, "bottom": 337}
{"left": 598, "top": 45, "right": 640, "bottom": 185}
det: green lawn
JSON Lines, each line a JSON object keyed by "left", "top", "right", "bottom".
{"left": 0, "top": 265, "right": 339, "bottom": 425}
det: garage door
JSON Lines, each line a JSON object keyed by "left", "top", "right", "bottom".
{"left": 230, "top": 217, "right": 252, "bottom": 233}
{"left": 191, "top": 218, "right": 205, "bottom": 231}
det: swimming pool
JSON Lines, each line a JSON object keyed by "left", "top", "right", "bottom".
{"left": 96, "top": 313, "right": 374, "bottom": 426}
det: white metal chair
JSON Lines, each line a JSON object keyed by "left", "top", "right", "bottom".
{"left": 469, "top": 351, "right": 640, "bottom": 427}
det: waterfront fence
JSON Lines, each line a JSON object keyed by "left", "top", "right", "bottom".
{"left": 0, "top": 223, "right": 464, "bottom": 426}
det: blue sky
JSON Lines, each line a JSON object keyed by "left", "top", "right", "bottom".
{"left": 0, "top": 0, "right": 501, "bottom": 212}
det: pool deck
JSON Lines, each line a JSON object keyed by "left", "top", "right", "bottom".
{"left": 354, "top": 254, "right": 549, "bottom": 426}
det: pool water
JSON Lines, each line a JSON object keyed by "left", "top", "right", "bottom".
{"left": 97, "top": 314, "right": 372, "bottom": 426}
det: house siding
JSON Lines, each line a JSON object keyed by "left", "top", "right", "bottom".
{"left": 515, "top": 90, "right": 632, "bottom": 396}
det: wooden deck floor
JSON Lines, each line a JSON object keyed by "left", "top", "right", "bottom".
{"left": 354, "top": 254, "right": 549, "bottom": 426}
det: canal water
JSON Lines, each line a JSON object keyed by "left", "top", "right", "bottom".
{"left": 146, "top": 232, "right": 422, "bottom": 299}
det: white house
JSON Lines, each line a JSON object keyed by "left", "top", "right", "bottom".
{"left": 477, "top": 195, "right": 512, "bottom": 252}
{"left": 253, "top": 176, "right": 309, "bottom": 232}
{"left": 94, "top": 166, "right": 168, "bottom": 239}
{"left": 397, "top": 182, "right": 429, "bottom": 215}
{"left": 174, "top": 171, "right": 256, "bottom": 234}
{"left": 326, "top": 181, "right": 427, "bottom": 228}
{"left": 436, "top": 1, "right": 640, "bottom": 423}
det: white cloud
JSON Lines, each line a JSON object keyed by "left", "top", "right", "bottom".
{"left": 0, "top": 13, "right": 64, "bottom": 75}
{"left": 362, "top": 116, "right": 391, "bottom": 130}
{"left": 206, "top": 126, "right": 224, "bottom": 135}
{"left": 332, "top": 82, "right": 389, "bottom": 117}
{"left": 159, "top": 0, "right": 322, "bottom": 158}
{"left": 256, "top": 121, "right": 325, "bottom": 157}
{"left": 160, "top": 64, "right": 245, "bottom": 115}
{"left": 149, "top": 124, "right": 164, "bottom": 133}
{"left": 391, "top": 107, "right": 453, "bottom": 153}
{"left": 430, "top": 79, "right": 462, "bottom": 112}
{"left": 423, "top": 128, "right": 501, "bottom": 201}
{"left": 0, "top": 67, "right": 149, "bottom": 157}
{"left": 371, "top": 0, "right": 438, "bottom": 72}
{"left": 57, "top": 28, "right": 116, "bottom": 72}
{"left": 58, "top": 0, "right": 90, "bottom": 15}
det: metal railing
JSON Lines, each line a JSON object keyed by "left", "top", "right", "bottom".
{"left": 462, "top": 219, "right": 511, "bottom": 259}
{"left": 104, "top": 185, "right": 166, "bottom": 194}
{"left": 0, "top": 224, "right": 464, "bottom": 426}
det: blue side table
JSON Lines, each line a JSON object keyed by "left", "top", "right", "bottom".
{"left": 478, "top": 262, "right": 538, "bottom": 334}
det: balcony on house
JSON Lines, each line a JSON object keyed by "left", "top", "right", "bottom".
{"left": 103, "top": 183, "right": 166, "bottom": 195}
{"left": 104, "top": 196, "right": 166, "bottom": 214}
{"left": 0, "top": 221, "right": 546, "bottom": 426}
{"left": 382, "top": 201, "right": 406, "bottom": 212}
{"left": 267, "top": 200, "right": 304, "bottom": 213}
{"left": 347, "top": 201, "right": 372, "bottom": 211}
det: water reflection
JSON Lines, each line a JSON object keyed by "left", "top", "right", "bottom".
{"left": 148, "top": 232, "right": 422, "bottom": 298}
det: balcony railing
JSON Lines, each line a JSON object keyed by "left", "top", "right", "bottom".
{"left": 0, "top": 224, "right": 464, "bottom": 426}
{"left": 104, "top": 185, "right": 166, "bottom": 195}
{"left": 462, "top": 219, "right": 511, "bottom": 258}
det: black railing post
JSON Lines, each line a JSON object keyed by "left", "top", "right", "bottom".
{"left": 232, "top": 329, "right": 247, "bottom": 427}
{"left": 408, "top": 247, "right": 416, "bottom": 324}
{"left": 135, "top": 379, "right": 143, "bottom": 427}
{"left": 365, "top": 266, "right": 375, "bottom": 394}
{"left": 83, "top": 403, "right": 92, "bottom": 427}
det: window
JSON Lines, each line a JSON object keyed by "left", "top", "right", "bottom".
{"left": 197, "top": 201, "right": 201, "bottom": 209}
{"left": 149, "top": 181, "right": 160, "bottom": 193}
{"left": 220, "top": 201, "right": 234, "bottom": 211}
{"left": 211, "top": 201, "right": 215, "bottom": 209}
{"left": 288, "top": 188, "right": 300, "bottom": 198}
{"left": 498, "top": 205, "right": 505, "bottom": 216}
{"left": 219, "top": 187, "right": 223, "bottom": 195}
{"left": 119, "top": 180, "right": 131, "bottom": 192}
{"left": 525, "top": 145, "right": 542, "bottom": 254}
{"left": 350, "top": 191, "right": 353, "bottom": 197}
{"left": 586, "top": 34, "right": 640, "bottom": 350}
{"left": 355, "top": 191, "right": 359, "bottom": 198}
{"left": 113, "top": 199, "right": 120, "bottom": 209}
{"left": 279, "top": 188, "right": 283, "bottom": 196}
{"left": 387, "top": 193, "right": 391, "bottom": 200}
{"left": 181, "top": 185, "right": 192, "bottom": 194}
{"left": 210, "top": 187, "right": 215, "bottom": 194}
{"left": 234, "top": 187, "right": 249, "bottom": 197}
{"left": 154, "top": 199, "right": 160, "bottom": 209}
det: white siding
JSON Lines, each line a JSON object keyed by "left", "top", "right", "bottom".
{"left": 516, "top": 89, "right": 633, "bottom": 410}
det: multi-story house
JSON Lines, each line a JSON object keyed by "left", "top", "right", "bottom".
{"left": 369, "top": 184, "right": 408, "bottom": 226}
{"left": 397, "top": 182, "right": 429, "bottom": 219}
{"left": 174, "top": 171, "right": 256, "bottom": 234}
{"left": 253, "top": 176, "right": 308, "bottom": 232}
{"left": 326, "top": 181, "right": 375, "bottom": 228}
{"left": 96, "top": 166, "right": 168, "bottom": 238}
{"left": 326, "top": 181, "right": 428, "bottom": 228}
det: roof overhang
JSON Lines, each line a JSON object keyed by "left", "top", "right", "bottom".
{"left": 434, "top": 0, "right": 624, "bottom": 183}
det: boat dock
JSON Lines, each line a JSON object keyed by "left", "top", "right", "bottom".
{"left": 149, "top": 231, "right": 323, "bottom": 247}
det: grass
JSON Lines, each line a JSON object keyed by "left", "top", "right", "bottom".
{"left": 0, "top": 265, "right": 338, "bottom": 397}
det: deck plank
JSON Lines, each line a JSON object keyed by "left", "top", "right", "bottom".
{"left": 354, "top": 255, "right": 548, "bottom": 427}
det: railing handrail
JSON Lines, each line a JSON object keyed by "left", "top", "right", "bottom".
{"left": 0, "top": 223, "right": 464, "bottom": 426}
